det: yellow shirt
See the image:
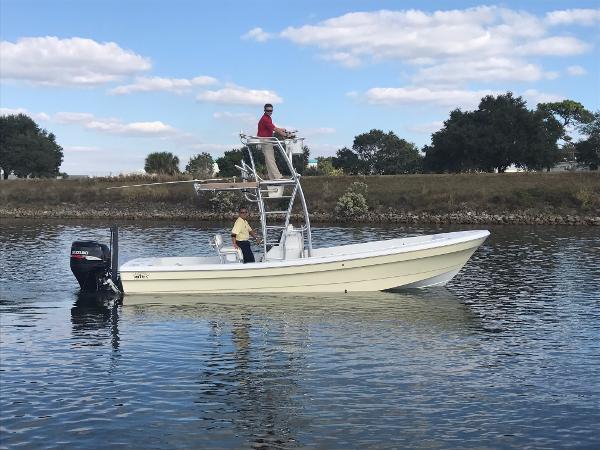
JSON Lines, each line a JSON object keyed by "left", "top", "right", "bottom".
{"left": 231, "top": 217, "right": 252, "bottom": 241}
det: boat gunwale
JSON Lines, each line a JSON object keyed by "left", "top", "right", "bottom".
{"left": 120, "top": 230, "right": 489, "bottom": 273}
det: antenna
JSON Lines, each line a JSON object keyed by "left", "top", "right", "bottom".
{"left": 106, "top": 178, "right": 225, "bottom": 190}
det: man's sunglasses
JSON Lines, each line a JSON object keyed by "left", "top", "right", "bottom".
{"left": 265, "top": 109, "right": 273, "bottom": 112}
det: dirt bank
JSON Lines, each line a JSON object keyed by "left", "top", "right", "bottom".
{"left": 2, "top": 204, "right": 598, "bottom": 226}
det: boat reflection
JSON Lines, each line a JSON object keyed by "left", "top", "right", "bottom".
{"left": 120, "top": 289, "right": 482, "bottom": 331}
{"left": 70, "top": 291, "right": 122, "bottom": 350}
{"left": 69, "top": 290, "right": 484, "bottom": 447}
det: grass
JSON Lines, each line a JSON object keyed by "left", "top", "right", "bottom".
{"left": 1, "top": 172, "right": 599, "bottom": 217}
{"left": 301, "top": 172, "right": 600, "bottom": 215}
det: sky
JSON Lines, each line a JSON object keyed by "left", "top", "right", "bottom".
{"left": 1, "top": 0, "right": 599, "bottom": 175}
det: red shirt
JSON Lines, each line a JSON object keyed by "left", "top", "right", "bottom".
{"left": 257, "top": 114, "right": 275, "bottom": 137}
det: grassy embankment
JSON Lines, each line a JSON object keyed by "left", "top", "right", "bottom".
{"left": 0, "top": 172, "right": 598, "bottom": 224}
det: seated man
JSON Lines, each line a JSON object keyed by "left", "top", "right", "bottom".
{"left": 231, "top": 206, "right": 262, "bottom": 263}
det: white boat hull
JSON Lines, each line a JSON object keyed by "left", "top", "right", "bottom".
{"left": 120, "top": 230, "right": 489, "bottom": 294}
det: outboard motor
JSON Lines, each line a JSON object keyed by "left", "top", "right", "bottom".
{"left": 70, "top": 225, "right": 121, "bottom": 293}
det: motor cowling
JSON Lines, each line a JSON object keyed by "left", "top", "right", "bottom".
{"left": 70, "top": 241, "right": 111, "bottom": 292}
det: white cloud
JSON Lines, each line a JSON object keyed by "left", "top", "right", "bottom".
{"left": 258, "top": 7, "right": 592, "bottom": 85}
{"left": 303, "top": 127, "right": 337, "bottom": 137}
{"left": 54, "top": 112, "right": 95, "bottom": 123}
{"left": 522, "top": 89, "right": 565, "bottom": 106}
{"left": 359, "top": 86, "right": 496, "bottom": 109}
{"left": 109, "top": 75, "right": 218, "bottom": 95}
{"left": 516, "top": 36, "right": 590, "bottom": 56}
{"left": 279, "top": 7, "right": 513, "bottom": 63}
{"left": 546, "top": 8, "right": 600, "bottom": 26}
{"left": 61, "top": 146, "right": 146, "bottom": 176}
{"left": 321, "top": 52, "right": 362, "bottom": 68}
{"left": 242, "top": 27, "right": 273, "bottom": 42}
{"left": 187, "top": 143, "right": 236, "bottom": 154}
{"left": 213, "top": 111, "right": 256, "bottom": 123}
{"left": 0, "top": 107, "right": 50, "bottom": 121}
{"left": 414, "top": 57, "right": 546, "bottom": 83}
{"left": 197, "top": 85, "right": 282, "bottom": 105}
{"left": 54, "top": 112, "right": 178, "bottom": 137}
{"left": 277, "top": 7, "right": 558, "bottom": 62}
{"left": 64, "top": 145, "right": 100, "bottom": 153}
{"left": 406, "top": 121, "right": 444, "bottom": 134}
{"left": 353, "top": 86, "right": 566, "bottom": 110}
{"left": 308, "top": 143, "right": 343, "bottom": 157}
{"left": 0, "top": 36, "right": 151, "bottom": 86}
{"left": 567, "top": 65, "right": 587, "bottom": 76}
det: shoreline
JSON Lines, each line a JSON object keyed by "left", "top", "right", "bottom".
{"left": 2, "top": 205, "right": 598, "bottom": 226}
{"left": 2, "top": 173, "right": 598, "bottom": 226}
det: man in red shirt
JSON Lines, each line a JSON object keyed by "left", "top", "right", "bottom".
{"left": 257, "top": 103, "right": 289, "bottom": 180}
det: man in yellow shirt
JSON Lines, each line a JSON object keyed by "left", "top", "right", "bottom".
{"left": 231, "top": 206, "right": 262, "bottom": 263}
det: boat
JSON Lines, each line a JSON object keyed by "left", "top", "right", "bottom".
{"left": 70, "top": 133, "right": 489, "bottom": 294}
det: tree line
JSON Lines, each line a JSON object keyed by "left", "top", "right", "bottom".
{"left": 143, "top": 145, "right": 309, "bottom": 178}
{"left": 1, "top": 93, "right": 597, "bottom": 179}
{"left": 213, "top": 93, "right": 598, "bottom": 176}
{"left": 423, "top": 95, "right": 596, "bottom": 173}
{"left": 143, "top": 151, "right": 216, "bottom": 178}
{"left": 322, "top": 94, "right": 597, "bottom": 175}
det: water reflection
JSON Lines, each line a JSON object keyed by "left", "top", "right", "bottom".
{"left": 2, "top": 221, "right": 599, "bottom": 449}
{"left": 111, "top": 290, "right": 479, "bottom": 447}
{"left": 122, "top": 289, "right": 479, "bottom": 331}
{"left": 70, "top": 292, "right": 122, "bottom": 350}
{"left": 205, "top": 314, "right": 304, "bottom": 448}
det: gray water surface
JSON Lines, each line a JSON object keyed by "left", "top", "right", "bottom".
{"left": 1, "top": 220, "right": 599, "bottom": 449}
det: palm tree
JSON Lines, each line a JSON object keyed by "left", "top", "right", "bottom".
{"left": 144, "top": 152, "right": 180, "bottom": 175}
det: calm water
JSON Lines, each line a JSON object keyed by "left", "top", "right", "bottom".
{"left": 1, "top": 220, "right": 599, "bottom": 449}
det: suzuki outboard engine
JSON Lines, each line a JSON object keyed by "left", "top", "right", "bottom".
{"left": 70, "top": 225, "right": 121, "bottom": 293}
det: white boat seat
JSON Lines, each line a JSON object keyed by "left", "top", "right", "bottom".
{"left": 210, "top": 233, "right": 242, "bottom": 263}
{"left": 267, "top": 186, "right": 284, "bottom": 198}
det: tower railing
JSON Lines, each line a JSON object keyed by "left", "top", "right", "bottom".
{"left": 239, "top": 134, "right": 312, "bottom": 259}
{"left": 193, "top": 133, "right": 312, "bottom": 261}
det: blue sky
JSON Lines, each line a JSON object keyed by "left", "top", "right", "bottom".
{"left": 1, "top": 0, "right": 599, "bottom": 175}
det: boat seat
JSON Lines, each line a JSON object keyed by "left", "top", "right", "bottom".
{"left": 267, "top": 186, "right": 284, "bottom": 198}
{"left": 210, "top": 233, "right": 242, "bottom": 263}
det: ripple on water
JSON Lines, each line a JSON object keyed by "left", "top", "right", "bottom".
{"left": 0, "top": 221, "right": 599, "bottom": 449}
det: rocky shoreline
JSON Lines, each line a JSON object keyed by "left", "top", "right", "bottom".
{"left": 2, "top": 205, "right": 598, "bottom": 226}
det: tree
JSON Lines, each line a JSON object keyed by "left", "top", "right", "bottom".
{"left": 424, "top": 109, "right": 477, "bottom": 173}
{"left": 144, "top": 152, "right": 180, "bottom": 175}
{"left": 539, "top": 100, "right": 594, "bottom": 130}
{"left": 517, "top": 108, "right": 562, "bottom": 171}
{"left": 538, "top": 100, "right": 594, "bottom": 164}
{"left": 185, "top": 152, "right": 214, "bottom": 179}
{"left": 316, "top": 157, "right": 343, "bottom": 176}
{"left": 333, "top": 147, "right": 361, "bottom": 174}
{"left": 0, "top": 114, "right": 63, "bottom": 179}
{"left": 424, "top": 93, "right": 563, "bottom": 173}
{"left": 215, "top": 148, "right": 247, "bottom": 177}
{"left": 475, "top": 93, "right": 533, "bottom": 172}
{"left": 575, "top": 111, "right": 600, "bottom": 170}
{"left": 352, "top": 129, "right": 422, "bottom": 174}
{"left": 373, "top": 134, "right": 422, "bottom": 174}
{"left": 352, "top": 129, "right": 386, "bottom": 174}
